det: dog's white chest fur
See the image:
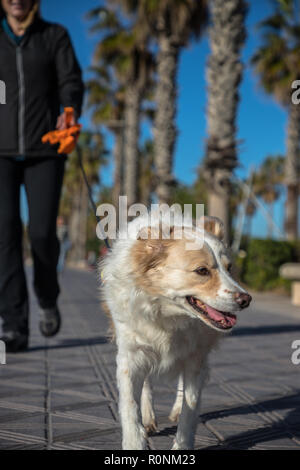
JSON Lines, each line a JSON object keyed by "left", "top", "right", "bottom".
{"left": 116, "top": 305, "right": 219, "bottom": 377}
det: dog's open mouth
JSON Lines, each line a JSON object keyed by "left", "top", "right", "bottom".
{"left": 186, "top": 296, "right": 237, "bottom": 330}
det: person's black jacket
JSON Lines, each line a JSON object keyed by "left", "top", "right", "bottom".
{"left": 0, "top": 17, "right": 84, "bottom": 158}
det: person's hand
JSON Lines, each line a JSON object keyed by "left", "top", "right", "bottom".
{"left": 56, "top": 110, "right": 77, "bottom": 130}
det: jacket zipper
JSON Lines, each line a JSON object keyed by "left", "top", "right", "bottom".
{"left": 16, "top": 46, "right": 25, "bottom": 155}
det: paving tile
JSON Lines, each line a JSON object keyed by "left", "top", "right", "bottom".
{"left": 251, "top": 437, "right": 300, "bottom": 449}
{"left": 0, "top": 415, "right": 46, "bottom": 439}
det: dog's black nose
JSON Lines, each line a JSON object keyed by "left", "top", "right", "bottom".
{"left": 235, "top": 292, "right": 252, "bottom": 309}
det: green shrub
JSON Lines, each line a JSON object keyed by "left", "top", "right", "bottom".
{"left": 240, "top": 238, "right": 297, "bottom": 291}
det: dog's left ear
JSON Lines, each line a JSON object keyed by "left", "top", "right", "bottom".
{"left": 199, "top": 216, "right": 224, "bottom": 241}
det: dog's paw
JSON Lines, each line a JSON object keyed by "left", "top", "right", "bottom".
{"left": 122, "top": 425, "right": 147, "bottom": 450}
{"left": 142, "top": 403, "right": 157, "bottom": 434}
{"left": 171, "top": 440, "right": 180, "bottom": 450}
{"left": 144, "top": 418, "right": 158, "bottom": 435}
{"left": 171, "top": 439, "right": 193, "bottom": 450}
{"left": 122, "top": 441, "right": 147, "bottom": 450}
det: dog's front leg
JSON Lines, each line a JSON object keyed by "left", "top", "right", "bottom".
{"left": 169, "top": 374, "right": 184, "bottom": 422}
{"left": 116, "top": 350, "right": 147, "bottom": 450}
{"left": 141, "top": 376, "right": 157, "bottom": 433}
{"left": 172, "top": 364, "right": 208, "bottom": 450}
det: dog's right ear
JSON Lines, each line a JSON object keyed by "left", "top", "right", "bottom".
{"left": 137, "top": 226, "right": 163, "bottom": 254}
{"left": 137, "top": 226, "right": 155, "bottom": 241}
{"left": 137, "top": 225, "right": 175, "bottom": 244}
{"left": 199, "top": 216, "right": 224, "bottom": 241}
{"left": 134, "top": 226, "right": 172, "bottom": 272}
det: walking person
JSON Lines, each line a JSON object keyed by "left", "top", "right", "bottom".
{"left": 0, "top": 0, "right": 84, "bottom": 351}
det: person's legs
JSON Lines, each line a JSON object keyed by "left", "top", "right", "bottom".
{"left": 24, "top": 157, "right": 65, "bottom": 314}
{"left": 0, "top": 158, "right": 29, "bottom": 342}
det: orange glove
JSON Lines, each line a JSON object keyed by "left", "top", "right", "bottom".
{"left": 42, "top": 107, "right": 81, "bottom": 154}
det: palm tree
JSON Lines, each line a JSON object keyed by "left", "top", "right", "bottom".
{"left": 135, "top": 0, "right": 208, "bottom": 204}
{"left": 245, "top": 198, "right": 256, "bottom": 240}
{"left": 121, "top": 40, "right": 154, "bottom": 208}
{"left": 253, "top": 155, "right": 284, "bottom": 238}
{"left": 88, "top": 5, "right": 154, "bottom": 208}
{"left": 61, "top": 131, "right": 107, "bottom": 262}
{"left": 138, "top": 139, "right": 155, "bottom": 207}
{"left": 252, "top": 0, "right": 300, "bottom": 240}
{"left": 86, "top": 64, "right": 126, "bottom": 210}
{"left": 203, "top": 0, "right": 247, "bottom": 243}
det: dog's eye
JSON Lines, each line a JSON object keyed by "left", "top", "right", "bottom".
{"left": 227, "top": 263, "right": 232, "bottom": 273}
{"left": 195, "top": 267, "right": 210, "bottom": 276}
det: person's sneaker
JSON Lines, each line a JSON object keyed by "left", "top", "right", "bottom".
{"left": 39, "top": 305, "right": 61, "bottom": 337}
{"left": 0, "top": 331, "right": 28, "bottom": 353}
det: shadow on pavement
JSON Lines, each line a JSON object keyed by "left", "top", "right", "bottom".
{"left": 152, "top": 392, "right": 300, "bottom": 449}
{"left": 27, "top": 336, "right": 109, "bottom": 352}
{"left": 200, "top": 391, "right": 300, "bottom": 449}
{"left": 60, "top": 299, "right": 101, "bottom": 305}
{"left": 233, "top": 324, "right": 300, "bottom": 337}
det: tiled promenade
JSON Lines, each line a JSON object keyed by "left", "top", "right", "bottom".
{"left": 0, "top": 268, "right": 299, "bottom": 450}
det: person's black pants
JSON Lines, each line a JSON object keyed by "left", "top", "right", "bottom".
{"left": 0, "top": 157, "right": 66, "bottom": 336}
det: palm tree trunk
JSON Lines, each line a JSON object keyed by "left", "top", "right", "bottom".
{"left": 124, "top": 84, "right": 141, "bottom": 208}
{"left": 69, "top": 184, "right": 83, "bottom": 262}
{"left": 78, "top": 180, "right": 89, "bottom": 260}
{"left": 69, "top": 182, "right": 88, "bottom": 263}
{"left": 154, "top": 36, "right": 178, "bottom": 204}
{"left": 207, "top": 173, "right": 230, "bottom": 240}
{"left": 285, "top": 103, "right": 299, "bottom": 240}
{"left": 112, "top": 128, "right": 124, "bottom": 208}
{"left": 204, "top": 0, "right": 247, "bottom": 244}
{"left": 267, "top": 202, "right": 274, "bottom": 239}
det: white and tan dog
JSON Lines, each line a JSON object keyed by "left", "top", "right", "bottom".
{"left": 101, "top": 211, "right": 251, "bottom": 450}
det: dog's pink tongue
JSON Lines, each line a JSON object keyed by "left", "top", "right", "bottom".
{"left": 205, "top": 305, "right": 237, "bottom": 327}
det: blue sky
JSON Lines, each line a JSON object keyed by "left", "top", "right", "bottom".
{"left": 34, "top": 0, "right": 292, "bottom": 239}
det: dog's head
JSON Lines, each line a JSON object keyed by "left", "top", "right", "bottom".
{"left": 131, "top": 216, "right": 251, "bottom": 333}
